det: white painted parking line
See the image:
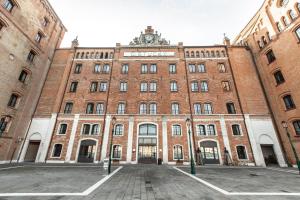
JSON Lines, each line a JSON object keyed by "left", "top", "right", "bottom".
{"left": 0, "top": 166, "right": 123, "bottom": 197}
{"left": 268, "top": 167, "right": 299, "bottom": 174}
{"left": 0, "top": 166, "right": 24, "bottom": 171}
{"left": 173, "top": 166, "right": 300, "bottom": 196}
{"left": 26, "top": 165, "right": 105, "bottom": 168}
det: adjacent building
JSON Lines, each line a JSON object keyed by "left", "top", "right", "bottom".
{"left": 0, "top": 0, "right": 66, "bottom": 163}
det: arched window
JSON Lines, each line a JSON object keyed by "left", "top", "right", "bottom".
{"left": 95, "top": 103, "right": 104, "bottom": 114}
{"left": 295, "top": 26, "right": 300, "bottom": 41}
{"left": 262, "top": 36, "right": 267, "bottom": 45}
{"left": 203, "top": 103, "right": 213, "bottom": 114}
{"left": 193, "top": 103, "right": 201, "bottom": 115}
{"left": 139, "top": 124, "right": 157, "bottom": 136}
{"left": 139, "top": 103, "right": 147, "bottom": 114}
{"left": 211, "top": 51, "right": 215, "bottom": 57}
{"left": 216, "top": 51, "right": 220, "bottom": 57}
{"left": 297, "top": 3, "right": 300, "bottom": 13}
{"left": 170, "top": 81, "right": 178, "bottom": 92}
{"left": 232, "top": 124, "right": 241, "bottom": 136}
{"left": 7, "top": 93, "right": 20, "bottom": 108}
{"left": 64, "top": 102, "right": 73, "bottom": 114}
{"left": 185, "top": 51, "right": 190, "bottom": 58}
{"left": 191, "top": 51, "right": 195, "bottom": 58}
{"left": 283, "top": 94, "right": 296, "bottom": 110}
{"left": 81, "top": 52, "right": 84, "bottom": 59}
{"left": 95, "top": 52, "right": 99, "bottom": 59}
{"left": 226, "top": 102, "right": 236, "bottom": 114}
{"left": 200, "top": 81, "right": 208, "bottom": 92}
{"left": 206, "top": 51, "right": 210, "bottom": 57}
{"left": 112, "top": 145, "right": 121, "bottom": 159}
{"left": 201, "top": 51, "right": 205, "bottom": 58}
{"left": 0, "top": 116, "right": 12, "bottom": 135}
{"left": 103, "top": 64, "right": 110, "bottom": 73}
{"left": 100, "top": 52, "right": 104, "bottom": 59}
{"left": 149, "top": 103, "right": 157, "bottom": 115}
{"left": 221, "top": 50, "right": 226, "bottom": 57}
{"left": 86, "top": 103, "right": 94, "bottom": 114}
{"left": 94, "top": 64, "right": 101, "bottom": 73}
{"left": 109, "top": 52, "right": 113, "bottom": 59}
{"left": 196, "top": 51, "right": 200, "bottom": 57}
{"left": 18, "top": 70, "right": 29, "bottom": 83}
{"left": 105, "top": 52, "right": 108, "bottom": 59}
{"left": 293, "top": 120, "right": 300, "bottom": 135}
{"left": 114, "top": 124, "right": 124, "bottom": 136}
{"left": 171, "top": 103, "right": 180, "bottom": 115}
{"left": 288, "top": 10, "right": 297, "bottom": 20}
{"left": 280, "top": 0, "right": 289, "bottom": 7}
{"left": 276, "top": 22, "right": 283, "bottom": 32}
{"left": 76, "top": 52, "right": 80, "bottom": 59}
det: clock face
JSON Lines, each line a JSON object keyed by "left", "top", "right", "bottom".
{"left": 145, "top": 34, "right": 154, "bottom": 43}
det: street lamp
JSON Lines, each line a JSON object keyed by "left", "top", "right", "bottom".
{"left": 186, "top": 118, "right": 196, "bottom": 175}
{"left": 282, "top": 121, "right": 300, "bottom": 174}
{"left": 108, "top": 116, "right": 116, "bottom": 174}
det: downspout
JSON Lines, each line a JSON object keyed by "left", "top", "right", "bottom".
{"left": 225, "top": 46, "right": 256, "bottom": 165}
{"left": 17, "top": 25, "right": 65, "bottom": 162}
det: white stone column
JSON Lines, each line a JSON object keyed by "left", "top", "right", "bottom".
{"left": 186, "top": 124, "right": 195, "bottom": 163}
{"left": 220, "top": 116, "right": 232, "bottom": 158}
{"left": 40, "top": 113, "right": 57, "bottom": 162}
{"left": 101, "top": 115, "right": 112, "bottom": 161}
{"left": 162, "top": 116, "right": 168, "bottom": 164}
{"left": 65, "top": 114, "right": 80, "bottom": 162}
{"left": 126, "top": 116, "right": 134, "bottom": 163}
{"left": 244, "top": 114, "right": 262, "bottom": 166}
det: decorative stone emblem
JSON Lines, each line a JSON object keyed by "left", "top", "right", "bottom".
{"left": 129, "top": 26, "right": 170, "bottom": 46}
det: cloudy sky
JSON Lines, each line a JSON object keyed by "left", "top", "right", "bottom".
{"left": 48, "top": 0, "right": 264, "bottom": 47}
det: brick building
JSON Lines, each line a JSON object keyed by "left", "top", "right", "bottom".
{"left": 18, "top": 25, "right": 286, "bottom": 167}
{"left": 0, "top": 0, "right": 66, "bottom": 163}
{"left": 234, "top": 0, "right": 300, "bottom": 166}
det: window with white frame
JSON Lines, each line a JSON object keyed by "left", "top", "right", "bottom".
{"left": 91, "top": 124, "right": 100, "bottom": 135}
{"left": 0, "top": 116, "right": 11, "bottom": 135}
{"left": 200, "top": 81, "right": 208, "bottom": 92}
{"left": 171, "top": 103, "right": 179, "bottom": 115}
{"left": 139, "top": 103, "right": 147, "bottom": 114}
{"left": 189, "top": 64, "right": 196, "bottom": 73}
{"left": 172, "top": 125, "right": 181, "bottom": 136}
{"left": 117, "top": 103, "right": 125, "bottom": 114}
{"left": 226, "top": 102, "right": 236, "bottom": 114}
{"left": 196, "top": 125, "right": 206, "bottom": 135}
{"left": 99, "top": 82, "right": 107, "bottom": 92}
{"left": 64, "top": 102, "right": 73, "bottom": 114}
{"left": 94, "top": 64, "right": 101, "bottom": 73}
{"left": 236, "top": 146, "right": 248, "bottom": 160}
{"left": 52, "top": 144, "right": 62, "bottom": 158}
{"left": 114, "top": 124, "right": 123, "bottom": 136}
{"left": 112, "top": 145, "right": 121, "bottom": 159}
{"left": 95, "top": 103, "right": 104, "bottom": 114}
{"left": 191, "top": 81, "right": 199, "bottom": 92}
{"left": 141, "top": 64, "right": 148, "bottom": 74}
{"left": 149, "top": 103, "right": 157, "bottom": 115}
{"left": 222, "top": 81, "right": 231, "bottom": 91}
{"left": 203, "top": 103, "right": 213, "bottom": 114}
{"left": 74, "top": 64, "right": 82, "bottom": 74}
{"left": 218, "top": 63, "right": 226, "bottom": 73}
{"left": 3, "top": 0, "right": 15, "bottom": 12}
{"left": 170, "top": 81, "right": 178, "bottom": 92}
{"left": 103, "top": 64, "right": 110, "bottom": 73}
{"left": 198, "top": 64, "right": 206, "bottom": 73}
{"left": 194, "top": 103, "right": 201, "bottom": 115}
{"left": 140, "top": 82, "right": 147, "bottom": 92}
{"left": 86, "top": 103, "right": 94, "bottom": 114}
{"left": 232, "top": 124, "right": 241, "bottom": 136}
{"left": 207, "top": 125, "right": 216, "bottom": 135}
{"left": 169, "top": 64, "right": 176, "bottom": 74}
{"left": 58, "top": 124, "right": 67, "bottom": 135}
{"left": 295, "top": 27, "right": 300, "bottom": 41}
{"left": 120, "top": 81, "right": 127, "bottom": 92}
{"left": 150, "top": 64, "right": 157, "bottom": 73}
{"left": 289, "top": 10, "right": 297, "bottom": 20}
{"left": 149, "top": 82, "right": 157, "bottom": 92}
{"left": 121, "top": 64, "right": 128, "bottom": 74}
{"left": 90, "top": 82, "right": 98, "bottom": 92}
{"left": 293, "top": 120, "right": 300, "bottom": 135}
{"left": 174, "top": 145, "right": 183, "bottom": 160}
{"left": 82, "top": 124, "right": 91, "bottom": 135}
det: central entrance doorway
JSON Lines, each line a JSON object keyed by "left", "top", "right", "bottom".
{"left": 77, "top": 139, "right": 97, "bottom": 163}
{"left": 200, "top": 141, "right": 220, "bottom": 164}
{"left": 24, "top": 141, "right": 40, "bottom": 162}
{"left": 261, "top": 145, "right": 278, "bottom": 166}
{"left": 138, "top": 124, "right": 157, "bottom": 164}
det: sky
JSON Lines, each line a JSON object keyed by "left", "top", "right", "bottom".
{"left": 48, "top": 0, "right": 264, "bottom": 47}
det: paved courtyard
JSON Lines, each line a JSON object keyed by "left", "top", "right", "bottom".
{"left": 0, "top": 164, "right": 299, "bottom": 200}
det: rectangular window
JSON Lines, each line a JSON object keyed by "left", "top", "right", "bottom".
{"left": 27, "top": 50, "right": 36, "bottom": 63}
{"left": 35, "top": 32, "right": 43, "bottom": 43}
{"left": 266, "top": 50, "right": 276, "bottom": 64}
{"left": 169, "top": 64, "right": 176, "bottom": 74}
{"left": 198, "top": 64, "right": 206, "bottom": 73}
{"left": 64, "top": 102, "right": 73, "bottom": 114}
{"left": 171, "top": 103, "right": 179, "bottom": 115}
{"left": 226, "top": 103, "right": 236, "bottom": 114}
{"left": 149, "top": 103, "right": 157, "bottom": 115}
{"left": 7, "top": 94, "right": 18, "bottom": 108}
{"left": 194, "top": 103, "right": 201, "bottom": 115}
{"left": 58, "top": 124, "right": 67, "bottom": 135}
{"left": 82, "top": 124, "right": 91, "bottom": 135}
{"left": 191, "top": 81, "right": 199, "bottom": 92}
{"left": 120, "top": 82, "right": 127, "bottom": 92}
{"left": 200, "top": 81, "right": 208, "bottom": 92}
{"left": 204, "top": 103, "right": 213, "bottom": 114}
{"left": 140, "top": 82, "right": 147, "bottom": 92}
{"left": 296, "top": 27, "right": 300, "bottom": 41}
{"left": 150, "top": 64, "right": 157, "bottom": 73}
{"left": 139, "top": 103, "right": 147, "bottom": 114}
{"left": 283, "top": 95, "right": 296, "bottom": 110}
{"left": 207, "top": 125, "right": 216, "bottom": 135}
{"left": 141, "top": 64, "right": 148, "bottom": 74}
{"left": 232, "top": 124, "right": 241, "bottom": 136}
{"left": 74, "top": 64, "right": 82, "bottom": 74}
{"left": 293, "top": 121, "right": 300, "bottom": 135}
{"left": 95, "top": 103, "right": 104, "bottom": 114}
{"left": 102, "top": 64, "right": 110, "bottom": 73}
{"left": 170, "top": 81, "right": 178, "bottom": 92}
{"left": 86, "top": 103, "right": 94, "bottom": 114}
{"left": 236, "top": 146, "right": 248, "bottom": 160}
{"left": 189, "top": 64, "right": 196, "bottom": 73}
{"left": 112, "top": 145, "right": 121, "bottom": 159}
{"left": 196, "top": 125, "right": 206, "bottom": 136}
{"left": 52, "top": 144, "right": 62, "bottom": 158}
{"left": 174, "top": 145, "right": 183, "bottom": 160}
{"left": 218, "top": 63, "right": 226, "bottom": 73}
{"left": 121, "top": 64, "right": 128, "bottom": 74}
{"left": 69, "top": 81, "right": 78, "bottom": 92}
{"left": 222, "top": 81, "right": 231, "bottom": 91}
{"left": 172, "top": 125, "right": 181, "bottom": 136}
{"left": 149, "top": 82, "right": 157, "bottom": 92}
{"left": 0, "top": 116, "right": 10, "bottom": 135}
{"left": 18, "top": 70, "right": 28, "bottom": 83}
{"left": 90, "top": 82, "right": 98, "bottom": 92}
{"left": 117, "top": 103, "right": 125, "bottom": 114}
{"left": 274, "top": 71, "right": 285, "bottom": 85}
{"left": 114, "top": 124, "right": 123, "bottom": 136}
{"left": 3, "top": 0, "right": 14, "bottom": 12}
{"left": 43, "top": 17, "right": 49, "bottom": 27}
{"left": 91, "top": 124, "right": 99, "bottom": 135}
{"left": 99, "top": 82, "right": 107, "bottom": 92}
{"left": 94, "top": 64, "right": 101, "bottom": 73}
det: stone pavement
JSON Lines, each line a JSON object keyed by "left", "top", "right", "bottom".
{"left": 0, "top": 164, "right": 300, "bottom": 200}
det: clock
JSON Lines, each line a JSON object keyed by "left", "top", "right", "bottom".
{"left": 145, "top": 34, "right": 154, "bottom": 43}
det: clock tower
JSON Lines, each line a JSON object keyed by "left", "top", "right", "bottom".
{"left": 129, "top": 26, "right": 170, "bottom": 46}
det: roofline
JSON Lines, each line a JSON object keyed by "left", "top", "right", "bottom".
{"left": 43, "top": 0, "right": 67, "bottom": 31}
